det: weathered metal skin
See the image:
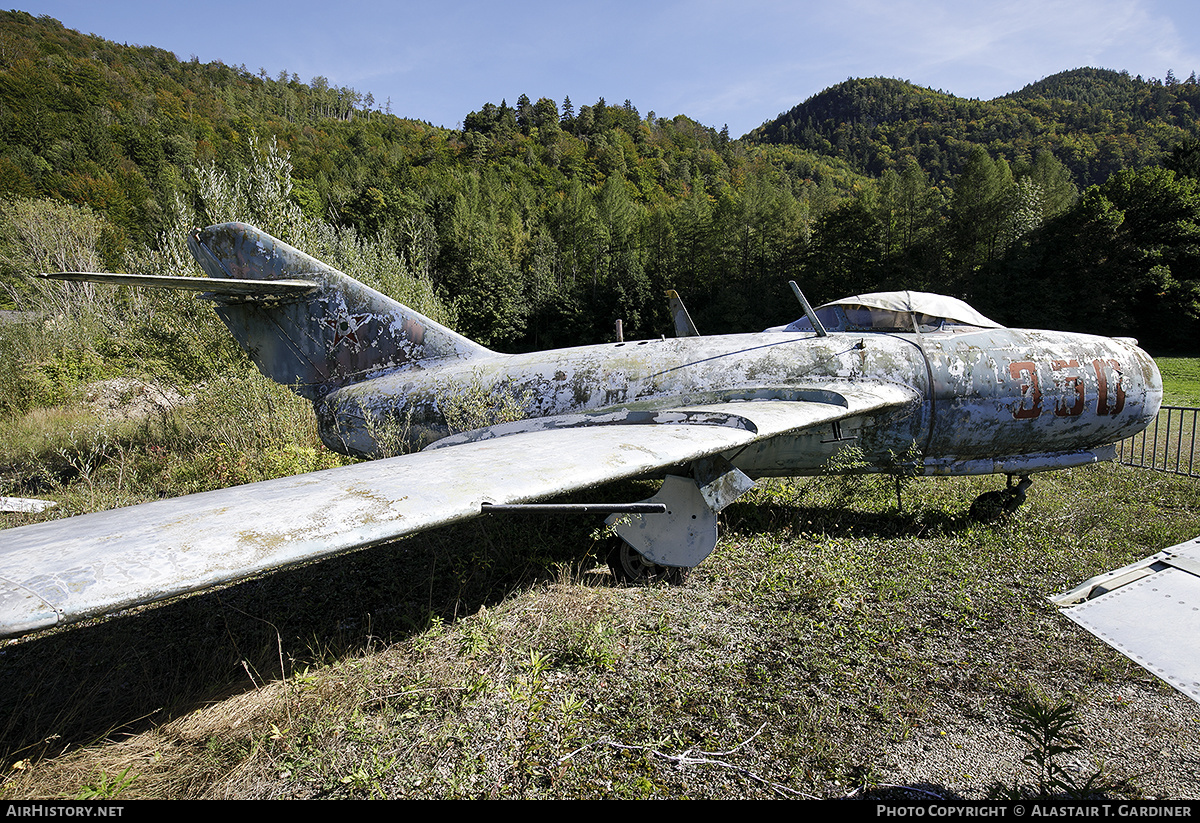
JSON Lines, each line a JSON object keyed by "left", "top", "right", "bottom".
{"left": 0, "top": 223, "right": 1165, "bottom": 638}
{"left": 921, "top": 330, "right": 1159, "bottom": 471}
{"left": 187, "top": 223, "right": 488, "bottom": 400}
{"left": 183, "top": 223, "right": 1160, "bottom": 477}
{"left": 317, "top": 333, "right": 930, "bottom": 465}
{"left": 313, "top": 325, "right": 1158, "bottom": 479}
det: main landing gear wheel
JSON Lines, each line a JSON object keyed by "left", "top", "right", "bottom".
{"left": 605, "top": 536, "right": 688, "bottom": 585}
{"left": 970, "top": 474, "right": 1033, "bottom": 523}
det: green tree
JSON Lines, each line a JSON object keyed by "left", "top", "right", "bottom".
{"left": 1027, "top": 150, "right": 1078, "bottom": 219}
{"left": 801, "top": 199, "right": 884, "bottom": 302}
{"left": 949, "top": 148, "right": 1015, "bottom": 276}
{"left": 996, "top": 166, "right": 1200, "bottom": 348}
{"left": 1166, "top": 138, "right": 1200, "bottom": 180}
{"left": 0, "top": 196, "right": 108, "bottom": 314}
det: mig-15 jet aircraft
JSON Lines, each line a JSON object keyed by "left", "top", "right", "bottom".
{"left": 0, "top": 222, "right": 1162, "bottom": 638}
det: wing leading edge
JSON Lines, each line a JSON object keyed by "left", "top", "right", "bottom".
{"left": 42, "top": 271, "right": 319, "bottom": 298}
{"left": 0, "top": 385, "right": 915, "bottom": 638}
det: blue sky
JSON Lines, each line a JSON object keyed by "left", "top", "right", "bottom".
{"left": 17, "top": 1, "right": 1200, "bottom": 137}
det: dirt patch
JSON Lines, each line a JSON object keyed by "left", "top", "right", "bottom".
{"left": 82, "top": 378, "right": 190, "bottom": 423}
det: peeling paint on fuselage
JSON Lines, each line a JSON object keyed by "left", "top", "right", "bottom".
{"left": 190, "top": 223, "right": 489, "bottom": 401}
{"left": 316, "top": 331, "right": 921, "bottom": 462}
{"left": 921, "top": 328, "right": 1160, "bottom": 464}
{"left": 187, "top": 223, "right": 1161, "bottom": 480}
{"left": 314, "top": 325, "right": 1162, "bottom": 479}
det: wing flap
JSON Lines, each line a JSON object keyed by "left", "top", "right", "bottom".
{"left": 0, "top": 388, "right": 915, "bottom": 638}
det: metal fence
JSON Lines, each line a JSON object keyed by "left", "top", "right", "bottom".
{"left": 1117, "top": 406, "right": 1200, "bottom": 478}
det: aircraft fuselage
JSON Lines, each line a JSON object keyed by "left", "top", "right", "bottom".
{"left": 317, "top": 326, "right": 1161, "bottom": 478}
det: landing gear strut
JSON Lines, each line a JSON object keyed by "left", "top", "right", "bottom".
{"left": 969, "top": 474, "right": 1033, "bottom": 522}
{"left": 603, "top": 457, "right": 755, "bottom": 586}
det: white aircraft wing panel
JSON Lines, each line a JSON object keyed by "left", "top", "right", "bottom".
{"left": 0, "top": 388, "right": 915, "bottom": 638}
{"left": 1054, "top": 536, "right": 1200, "bottom": 704}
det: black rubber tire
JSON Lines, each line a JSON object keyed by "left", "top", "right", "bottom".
{"left": 605, "top": 537, "right": 688, "bottom": 585}
{"left": 969, "top": 489, "right": 1010, "bottom": 522}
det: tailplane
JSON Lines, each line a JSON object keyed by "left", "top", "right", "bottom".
{"left": 187, "top": 223, "right": 490, "bottom": 399}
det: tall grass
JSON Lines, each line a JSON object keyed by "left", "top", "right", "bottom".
{"left": 0, "top": 140, "right": 451, "bottom": 517}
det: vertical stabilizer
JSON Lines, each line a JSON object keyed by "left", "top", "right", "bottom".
{"left": 666, "top": 290, "right": 700, "bottom": 337}
{"left": 188, "top": 223, "right": 490, "bottom": 399}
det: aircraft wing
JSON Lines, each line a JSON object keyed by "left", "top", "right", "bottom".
{"left": 0, "top": 385, "right": 915, "bottom": 638}
{"left": 1052, "top": 536, "right": 1200, "bottom": 704}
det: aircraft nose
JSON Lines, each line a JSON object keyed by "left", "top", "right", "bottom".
{"left": 1113, "top": 340, "right": 1164, "bottom": 436}
{"left": 1130, "top": 342, "right": 1164, "bottom": 415}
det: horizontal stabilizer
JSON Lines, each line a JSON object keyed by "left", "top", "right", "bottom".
{"left": 42, "top": 272, "right": 318, "bottom": 298}
{"left": 1053, "top": 536, "right": 1200, "bottom": 704}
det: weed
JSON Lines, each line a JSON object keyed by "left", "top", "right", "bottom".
{"left": 362, "top": 408, "right": 417, "bottom": 458}
{"left": 76, "top": 766, "right": 137, "bottom": 800}
{"left": 554, "top": 622, "right": 619, "bottom": 671}
{"left": 338, "top": 752, "right": 399, "bottom": 799}
{"left": 440, "top": 372, "right": 533, "bottom": 434}
{"left": 819, "top": 445, "right": 884, "bottom": 511}
{"left": 457, "top": 612, "right": 497, "bottom": 659}
{"left": 886, "top": 441, "right": 924, "bottom": 511}
{"left": 988, "top": 692, "right": 1125, "bottom": 799}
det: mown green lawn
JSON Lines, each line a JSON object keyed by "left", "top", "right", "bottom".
{"left": 1157, "top": 357, "right": 1200, "bottom": 407}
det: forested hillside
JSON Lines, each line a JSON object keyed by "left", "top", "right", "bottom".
{"left": 753, "top": 70, "right": 1200, "bottom": 188}
{"left": 0, "top": 10, "right": 871, "bottom": 349}
{"left": 752, "top": 70, "right": 1200, "bottom": 350}
{"left": 2, "top": 10, "right": 1200, "bottom": 353}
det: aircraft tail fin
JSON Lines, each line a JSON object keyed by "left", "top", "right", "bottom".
{"left": 666, "top": 289, "right": 700, "bottom": 337}
{"left": 184, "top": 223, "right": 491, "bottom": 399}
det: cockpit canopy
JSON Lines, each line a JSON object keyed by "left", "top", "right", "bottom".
{"left": 766, "top": 290, "right": 1003, "bottom": 334}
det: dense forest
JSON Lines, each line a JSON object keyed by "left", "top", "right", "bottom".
{"left": 754, "top": 69, "right": 1200, "bottom": 188}
{"left": 2, "top": 10, "right": 1200, "bottom": 353}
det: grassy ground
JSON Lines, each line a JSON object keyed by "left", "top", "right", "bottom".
{"left": 3, "top": 460, "right": 1199, "bottom": 799}
{"left": 1158, "top": 357, "right": 1200, "bottom": 406}
{"left": 2, "top": 341, "right": 1199, "bottom": 799}
{"left": 1115, "top": 357, "right": 1200, "bottom": 475}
